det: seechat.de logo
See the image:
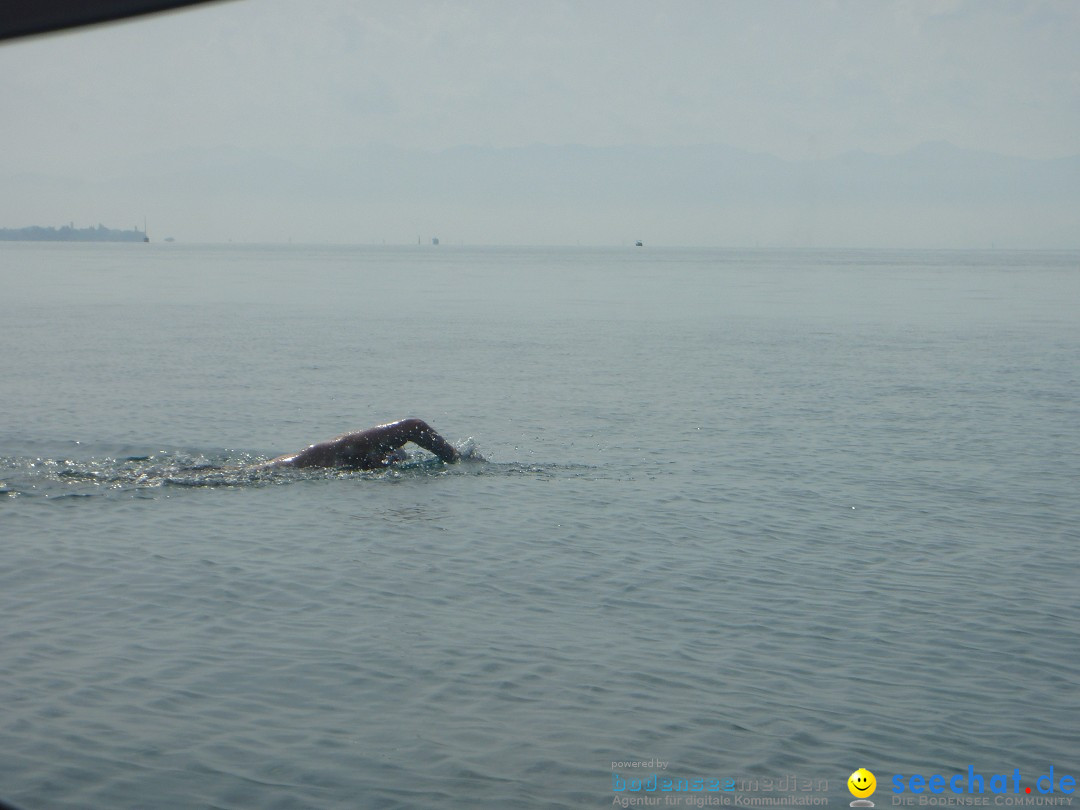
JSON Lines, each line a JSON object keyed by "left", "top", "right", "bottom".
{"left": 891, "top": 766, "right": 1077, "bottom": 798}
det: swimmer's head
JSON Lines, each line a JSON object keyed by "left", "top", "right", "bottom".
{"left": 383, "top": 448, "right": 410, "bottom": 465}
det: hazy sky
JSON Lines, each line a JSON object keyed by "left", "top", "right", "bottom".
{"left": 1, "top": 0, "right": 1078, "bottom": 244}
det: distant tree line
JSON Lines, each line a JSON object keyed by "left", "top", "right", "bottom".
{"left": 0, "top": 223, "right": 147, "bottom": 242}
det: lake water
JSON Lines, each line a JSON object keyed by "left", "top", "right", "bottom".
{"left": 2, "top": 243, "right": 1078, "bottom": 809}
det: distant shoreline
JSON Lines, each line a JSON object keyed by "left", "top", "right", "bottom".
{"left": 0, "top": 224, "right": 148, "bottom": 242}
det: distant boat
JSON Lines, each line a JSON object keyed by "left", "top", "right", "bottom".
{"left": 635, "top": 240, "right": 643, "bottom": 247}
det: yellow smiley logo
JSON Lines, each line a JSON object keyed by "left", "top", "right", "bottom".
{"left": 848, "top": 768, "right": 877, "bottom": 798}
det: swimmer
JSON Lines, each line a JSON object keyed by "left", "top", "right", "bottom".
{"left": 260, "top": 418, "right": 461, "bottom": 471}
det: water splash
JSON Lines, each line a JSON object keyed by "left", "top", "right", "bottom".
{"left": 0, "top": 445, "right": 605, "bottom": 500}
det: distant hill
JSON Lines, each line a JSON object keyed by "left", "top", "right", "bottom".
{"left": 0, "top": 223, "right": 148, "bottom": 242}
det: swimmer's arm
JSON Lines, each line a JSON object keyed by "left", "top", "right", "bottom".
{"left": 262, "top": 418, "right": 459, "bottom": 469}
{"left": 373, "top": 418, "right": 460, "bottom": 463}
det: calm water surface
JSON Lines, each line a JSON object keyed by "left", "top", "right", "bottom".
{"left": 1, "top": 244, "right": 1078, "bottom": 809}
